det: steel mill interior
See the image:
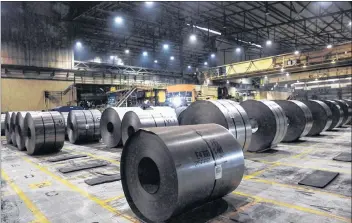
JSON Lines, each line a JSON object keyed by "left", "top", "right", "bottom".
{"left": 1, "top": 1, "right": 351, "bottom": 223}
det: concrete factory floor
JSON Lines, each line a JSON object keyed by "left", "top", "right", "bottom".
{"left": 1, "top": 127, "right": 351, "bottom": 223}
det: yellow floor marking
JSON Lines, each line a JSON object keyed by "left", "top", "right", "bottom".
{"left": 1, "top": 170, "right": 50, "bottom": 223}
{"left": 291, "top": 148, "right": 314, "bottom": 159}
{"left": 103, "top": 195, "right": 125, "bottom": 203}
{"left": 64, "top": 148, "right": 121, "bottom": 165}
{"left": 23, "top": 157, "right": 137, "bottom": 223}
{"left": 243, "top": 163, "right": 280, "bottom": 180}
{"left": 245, "top": 178, "right": 350, "bottom": 200}
{"left": 233, "top": 191, "right": 351, "bottom": 223}
{"left": 29, "top": 181, "right": 52, "bottom": 189}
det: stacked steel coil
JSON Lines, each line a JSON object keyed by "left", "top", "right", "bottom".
{"left": 121, "top": 124, "right": 244, "bottom": 222}
{"left": 10, "top": 112, "right": 18, "bottom": 146}
{"left": 5, "top": 112, "right": 14, "bottom": 144}
{"left": 323, "top": 100, "right": 344, "bottom": 130}
{"left": 67, "top": 110, "right": 102, "bottom": 144}
{"left": 175, "top": 106, "right": 187, "bottom": 123}
{"left": 343, "top": 99, "right": 352, "bottom": 124}
{"left": 24, "top": 112, "right": 65, "bottom": 155}
{"left": 274, "top": 100, "right": 313, "bottom": 142}
{"left": 333, "top": 100, "right": 351, "bottom": 126}
{"left": 60, "top": 112, "right": 69, "bottom": 138}
{"left": 300, "top": 100, "right": 332, "bottom": 136}
{"left": 100, "top": 107, "right": 143, "bottom": 148}
{"left": 240, "top": 100, "right": 287, "bottom": 152}
{"left": 179, "top": 100, "right": 252, "bottom": 151}
{"left": 15, "top": 112, "right": 39, "bottom": 150}
{"left": 121, "top": 109, "right": 178, "bottom": 145}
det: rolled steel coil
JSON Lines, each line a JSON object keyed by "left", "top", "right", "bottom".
{"left": 121, "top": 124, "right": 244, "bottom": 222}
{"left": 333, "top": 100, "right": 351, "bottom": 126}
{"left": 67, "top": 110, "right": 102, "bottom": 144}
{"left": 10, "top": 112, "right": 18, "bottom": 146}
{"left": 5, "top": 112, "right": 14, "bottom": 144}
{"left": 101, "top": 107, "right": 143, "bottom": 148}
{"left": 121, "top": 109, "right": 178, "bottom": 145}
{"left": 240, "top": 100, "right": 287, "bottom": 152}
{"left": 323, "top": 100, "right": 344, "bottom": 130}
{"left": 1, "top": 114, "right": 5, "bottom": 136}
{"left": 24, "top": 112, "right": 65, "bottom": 155}
{"left": 179, "top": 100, "right": 252, "bottom": 151}
{"left": 15, "top": 112, "right": 39, "bottom": 150}
{"left": 274, "top": 100, "right": 313, "bottom": 142}
{"left": 60, "top": 112, "right": 69, "bottom": 137}
{"left": 175, "top": 106, "right": 187, "bottom": 123}
{"left": 300, "top": 100, "right": 333, "bottom": 135}
{"left": 342, "top": 99, "right": 352, "bottom": 124}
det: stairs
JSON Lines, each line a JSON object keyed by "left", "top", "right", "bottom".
{"left": 116, "top": 87, "right": 137, "bottom": 107}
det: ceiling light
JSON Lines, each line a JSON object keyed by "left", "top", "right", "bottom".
{"left": 236, "top": 47, "right": 241, "bottom": 53}
{"left": 115, "top": 17, "right": 123, "bottom": 24}
{"left": 294, "top": 50, "right": 300, "bottom": 55}
{"left": 280, "top": 68, "right": 285, "bottom": 72}
{"left": 154, "top": 60, "right": 158, "bottom": 63}
{"left": 326, "top": 44, "right": 332, "bottom": 49}
{"left": 211, "top": 53, "right": 215, "bottom": 58}
{"left": 110, "top": 56, "right": 114, "bottom": 60}
{"left": 75, "top": 41, "right": 82, "bottom": 48}
{"left": 143, "top": 51, "right": 148, "bottom": 56}
{"left": 264, "top": 75, "right": 267, "bottom": 79}
{"left": 349, "top": 21, "right": 351, "bottom": 26}
{"left": 226, "top": 80, "right": 229, "bottom": 84}
{"left": 190, "top": 34, "right": 197, "bottom": 42}
{"left": 286, "top": 72, "right": 290, "bottom": 76}
{"left": 187, "top": 65, "right": 191, "bottom": 69}
{"left": 145, "top": 1, "right": 153, "bottom": 6}
{"left": 186, "top": 24, "right": 221, "bottom": 35}
{"left": 163, "top": 44, "right": 169, "bottom": 50}
{"left": 170, "top": 56, "right": 174, "bottom": 60}
{"left": 125, "top": 49, "right": 129, "bottom": 54}
{"left": 120, "top": 62, "right": 124, "bottom": 66}
{"left": 266, "top": 40, "right": 272, "bottom": 46}
{"left": 204, "top": 62, "right": 208, "bottom": 66}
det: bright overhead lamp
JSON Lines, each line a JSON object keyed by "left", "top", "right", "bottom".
{"left": 170, "top": 56, "right": 174, "bottom": 60}
{"left": 163, "top": 44, "right": 169, "bottom": 50}
{"left": 286, "top": 72, "right": 290, "bottom": 76}
{"left": 187, "top": 65, "right": 191, "bottom": 69}
{"left": 264, "top": 75, "right": 268, "bottom": 79}
{"left": 115, "top": 16, "right": 123, "bottom": 24}
{"left": 266, "top": 40, "right": 272, "bottom": 46}
{"left": 280, "top": 68, "right": 285, "bottom": 72}
{"left": 226, "top": 80, "right": 230, "bottom": 84}
{"left": 145, "top": 1, "right": 153, "bottom": 6}
{"left": 326, "top": 44, "right": 332, "bottom": 49}
{"left": 294, "top": 50, "right": 300, "bottom": 55}
{"left": 186, "top": 23, "right": 222, "bottom": 35}
{"left": 143, "top": 51, "right": 148, "bottom": 56}
{"left": 204, "top": 62, "right": 208, "bottom": 66}
{"left": 110, "top": 55, "right": 115, "bottom": 60}
{"left": 211, "top": 53, "right": 215, "bottom": 58}
{"left": 349, "top": 21, "right": 351, "bottom": 26}
{"left": 125, "top": 49, "right": 129, "bottom": 54}
{"left": 190, "top": 34, "right": 197, "bottom": 42}
{"left": 75, "top": 41, "right": 82, "bottom": 48}
{"left": 154, "top": 60, "right": 158, "bottom": 63}
{"left": 236, "top": 47, "right": 241, "bottom": 53}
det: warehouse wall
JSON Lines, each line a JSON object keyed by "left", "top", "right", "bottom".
{"left": 1, "top": 79, "right": 74, "bottom": 112}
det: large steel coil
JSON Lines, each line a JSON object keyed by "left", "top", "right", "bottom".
{"left": 274, "top": 100, "right": 313, "bottom": 142}
{"left": 300, "top": 100, "right": 333, "bottom": 136}
{"left": 100, "top": 107, "right": 143, "bottom": 148}
{"left": 67, "top": 110, "right": 101, "bottom": 144}
{"left": 60, "top": 112, "right": 69, "bottom": 137}
{"left": 121, "top": 109, "right": 178, "bottom": 145}
{"left": 1, "top": 114, "right": 5, "bottom": 136}
{"left": 333, "top": 100, "right": 351, "bottom": 126}
{"left": 343, "top": 99, "right": 352, "bottom": 124}
{"left": 175, "top": 106, "right": 187, "bottom": 123}
{"left": 121, "top": 124, "right": 244, "bottom": 222}
{"left": 5, "top": 112, "right": 14, "bottom": 144}
{"left": 24, "top": 112, "right": 65, "bottom": 155}
{"left": 15, "top": 112, "right": 38, "bottom": 150}
{"left": 323, "top": 100, "right": 344, "bottom": 130}
{"left": 10, "top": 112, "right": 18, "bottom": 146}
{"left": 179, "top": 100, "right": 252, "bottom": 151}
{"left": 240, "top": 100, "right": 287, "bottom": 152}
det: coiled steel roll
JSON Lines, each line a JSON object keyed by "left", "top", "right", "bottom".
{"left": 274, "top": 100, "right": 313, "bottom": 142}
{"left": 179, "top": 100, "right": 252, "bottom": 151}
{"left": 175, "top": 106, "right": 187, "bottom": 123}
{"left": 323, "top": 100, "right": 344, "bottom": 130}
{"left": 67, "top": 110, "right": 101, "bottom": 144}
{"left": 300, "top": 100, "right": 333, "bottom": 136}
{"left": 240, "top": 100, "right": 287, "bottom": 152}
{"left": 60, "top": 112, "right": 69, "bottom": 137}
{"left": 121, "top": 124, "right": 244, "bottom": 222}
{"left": 121, "top": 109, "right": 178, "bottom": 145}
{"left": 10, "top": 112, "right": 18, "bottom": 146}
{"left": 24, "top": 112, "right": 65, "bottom": 155}
{"left": 343, "top": 99, "right": 352, "bottom": 124}
{"left": 1, "top": 114, "right": 5, "bottom": 136}
{"left": 101, "top": 107, "right": 143, "bottom": 148}
{"left": 333, "top": 100, "right": 351, "bottom": 126}
{"left": 15, "top": 112, "right": 38, "bottom": 150}
{"left": 5, "top": 112, "right": 14, "bottom": 144}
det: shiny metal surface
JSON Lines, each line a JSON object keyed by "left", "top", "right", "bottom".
{"left": 121, "top": 124, "right": 244, "bottom": 222}
{"left": 323, "top": 100, "right": 344, "bottom": 130}
{"left": 10, "top": 112, "right": 18, "bottom": 146}
{"left": 15, "top": 112, "right": 39, "bottom": 150}
{"left": 274, "top": 100, "right": 313, "bottom": 142}
{"left": 24, "top": 112, "right": 45, "bottom": 155}
{"left": 179, "top": 100, "right": 252, "bottom": 151}
{"left": 175, "top": 106, "right": 187, "bottom": 123}
{"left": 1, "top": 114, "right": 5, "bottom": 136}
{"left": 5, "top": 112, "right": 14, "bottom": 144}
{"left": 100, "top": 107, "right": 143, "bottom": 148}
{"left": 48, "top": 111, "right": 65, "bottom": 151}
{"left": 60, "top": 112, "right": 69, "bottom": 137}
{"left": 121, "top": 109, "right": 178, "bottom": 145}
{"left": 334, "top": 100, "right": 351, "bottom": 126}
{"left": 240, "top": 100, "right": 287, "bottom": 152}
{"left": 67, "top": 110, "right": 102, "bottom": 144}
{"left": 301, "top": 100, "right": 333, "bottom": 135}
